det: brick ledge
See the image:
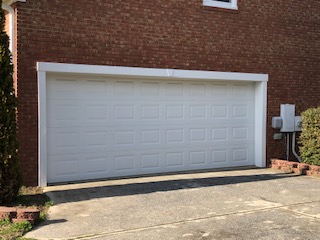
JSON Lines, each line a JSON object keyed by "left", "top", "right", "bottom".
{"left": 0, "top": 207, "right": 40, "bottom": 225}
{"left": 269, "top": 158, "right": 320, "bottom": 177}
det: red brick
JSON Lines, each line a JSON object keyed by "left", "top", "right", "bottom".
{"left": 309, "top": 165, "right": 320, "bottom": 172}
{"left": 306, "top": 170, "right": 320, "bottom": 178}
{"left": 292, "top": 168, "right": 303, "bottom": 175}
{"left": 298, "top": 163, "right": 310, "bottom": 171}
{"left": 306, "top": 171, "right": 315, "bottom": 177}
{"left": 0, "top": 207, "right": 17, "bottom": 220}
{"left": 271, "top": 164, "right": 281, "bottom": 170}
{"left": 287, "top": 162, "right": 298, "bottom": 168}
{"left": 8, "top": 0, "right": 320, "bottom": 185}
{"left": 281, "top": 166, "right": 293, "bottom": 173}
{"left": 16, "top": 208, "right": 40, "bottom": 221}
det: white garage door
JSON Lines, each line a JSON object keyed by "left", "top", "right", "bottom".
{"left": 46, "top": 74, "right": 255, "bottom": 183}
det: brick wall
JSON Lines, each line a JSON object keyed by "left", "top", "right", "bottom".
{"left": 14, "top": 0, "right": 320, "bottom": 186}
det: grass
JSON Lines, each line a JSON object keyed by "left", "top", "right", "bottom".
{"left": 0, "top": 187, "right": 52, "bottom": 240}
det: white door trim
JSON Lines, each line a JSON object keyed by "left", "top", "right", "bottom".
{"left": 37, "top": 62, "right": 268, "bottom": 186}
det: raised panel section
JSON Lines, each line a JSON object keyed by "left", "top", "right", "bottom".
{"left": 212, "top": 150, "right": 228, "bottom": 163}
{"left": 232, "top": 84, "right": 247, "bottom": 97}
{"left": 212, "top": 128, "right": 228, "bottom": 141}
{"left": 190, "top": 128, "right": 206, "bottom": 142}
{"left": 166, "top": 83, "right": 183, "bottom": 96}
{"left": 166, "top": 129, "right": 184, "bottom": 143}
{"left": 190, "top": 151, "right": 206, "bottom": 165}
{"left": 141, "top": 82, "right": 159, "bottom": 96}
{"left": 232, "top": 127, "right": 248, "bottom": 140}
{"left": 115, "top": 105, "right": 135, "bottom": 120}
{"left": 47, "top": 128, "right": 80, "bottom": 155}
{"left": 84, "top": 156, "right": 107, "bottom": 173}
{"left": 86, "top": 105, "right": 108, "bottom": 121}
{"left": 233, "top": 148, "right": 248, "bottom": 162}
{"left": 166, "top": 105, "right": 184, "bottom": 119}
{"left": 212, "top": 84, "right": 228, "bottom": 97}
{"left": 141, "top": 105, "right": 160, "bottom": 120}
{"left": 212, "top": 105, "right": 228, "bottom": 118}
{"left": 115, "top": 131, "right": 135, "bottom": 146}
{"left": 55, "top": 105, "right": 78, "bottom": 121}
{"left": 84, "top": 80, "right": 107, "bottom": 97}
{"left": 142, "top": 154, "right": 160, "bottom": 169}
{"left": 190, "top": 84, "right": 206, "bottom": 96}
{"left": 232, "top": 105, "right": 248, "bottom": 118}
{"left": 85, "top": 131, "right": 108, "bottom": 146}
{"left": 55, "top": 132, "right": 78, "bottom": 148}
{"left": 47, "top": 79, "right": 77, "bottom": 99}
{"left": 190, "top": 105, "right": 207, "bottom": 119}
{"left": 141, "top": 130, "right": 160, "bottom": 144}
{"left": 166, "top": 152, "right": 184, "bottom": 167}
{"left": 51, "top": 155, "right": 79, "bottom": 177}
{"left": 115, "top": 81, "right": 134, "bottom": 96}
{"left": 115, "top": 155, "right": 135, "bottom": 171}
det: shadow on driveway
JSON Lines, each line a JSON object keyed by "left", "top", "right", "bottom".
{"left": 46, "top": 171, "right": 299, "bottom": 204}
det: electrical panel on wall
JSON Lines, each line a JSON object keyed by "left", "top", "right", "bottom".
{"left": 280, "top": 104, "right": 295, "bottom": 132}
{"left": 271, "top": 104, "right": 302, "bottom": 133}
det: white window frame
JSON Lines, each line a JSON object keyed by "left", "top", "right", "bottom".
{"left": 203, "top": 0, "right": 238, "bottom": 10}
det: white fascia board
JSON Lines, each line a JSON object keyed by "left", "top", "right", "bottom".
{"left": 38, "top": 71, "right": 47, "bottom": 187}
{"left": 254, "top": 81, "right": 267, "bottom": 167}
{"left": 37, "top": 62, "right": 268, "bottom": 82}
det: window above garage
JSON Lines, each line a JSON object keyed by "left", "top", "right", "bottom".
{"left": 203, "top": 0, "right": 238, "bottom": 10}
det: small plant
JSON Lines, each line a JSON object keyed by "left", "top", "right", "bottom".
{"left": 12, "top": 221, "right": 32, "bottom": 233}
{"left": 299, "top": 107, "right": 320, "bottom": 166}
{"left": 0, "top": 219, "right": 11, "bottom": 226}
{"left": 0, "top": 219, "right": 31, "bottom": 239}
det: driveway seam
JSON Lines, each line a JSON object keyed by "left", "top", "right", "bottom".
{"left": 64, "top": 199, "right": 320, "bottom": 240}
{"left": 280, "top": 207, "right": 320, "bottom": 220}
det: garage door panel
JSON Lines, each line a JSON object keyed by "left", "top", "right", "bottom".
{"left": 47, "top": 101, "right": 255, "bottom": 126}
{"left": 212, "top": 144, "right": 254, "bottom": 166}
{"left": 80, "top": 80, "right": 108, "bottom": 98}
{"left": 82, "top": 153, "right": 109, "bottom": 175}
{"left": 47, "top": 75, "right": 256, "bottom": 183}
{"left": 85, "top": 104, "right": 109, "bottom": 122}
{"left": 47, "top": 127, "right": 81, "bottom": 155}
{"left": 48, "top": 126, "right": 111, "bottom": 155}
{"left": 47, "top": 101, "right": 79, "bottom": 126}
{"left": 46, "top": 78, "right": 79, "bottom": 100}
{"left": 47, "top": 154, "right": 81, "bottom": 183}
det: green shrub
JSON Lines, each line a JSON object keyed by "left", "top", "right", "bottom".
{"left": 0, "top": 1, "right": 22, "bottom": 204}
{"left": 299, "top": 107, "right": 320, "bottom": 166}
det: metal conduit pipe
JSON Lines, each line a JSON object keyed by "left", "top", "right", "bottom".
{"left": 286, "top": 133, "right": 290, "bottom": 161}
{"left": 292, "top": 132, "right": 302, "bottom": 162}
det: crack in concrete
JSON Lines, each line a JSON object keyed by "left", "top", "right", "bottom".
{"left": 280, "top": 207, "right": 320, "bottom": 220}
{"left": 62, "top": 199, "right": 320, "bottom": 240}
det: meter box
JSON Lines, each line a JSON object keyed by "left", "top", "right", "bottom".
{"left": 271, "top": 104, "right": 302, "bottom": 133}
{"left": 272, "top": 117, "right": 282, "bottom": 129}
{"left": 294, "top": 116, "right": 302, "bottom": 132}
{"left": 280, "top": 104, "right": 295, "bottom": 132}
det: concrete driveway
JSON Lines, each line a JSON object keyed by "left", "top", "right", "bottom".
{"left": 25, "top": 168, "right": 320, "bottom": 240}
